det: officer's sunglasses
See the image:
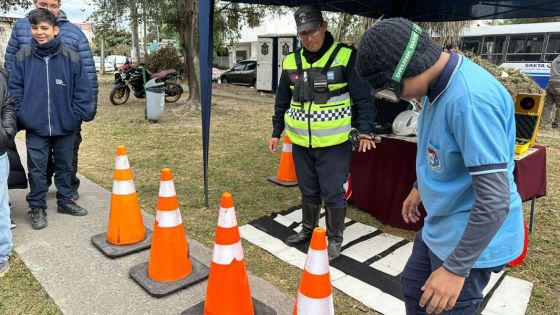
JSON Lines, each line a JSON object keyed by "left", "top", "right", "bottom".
{"left": 371, "top": 23, "right": 422, "bottom": 103}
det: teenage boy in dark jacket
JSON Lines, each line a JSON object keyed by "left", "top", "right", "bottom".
{"left": 8, "top": 8, "right": 93, "bottom": 230}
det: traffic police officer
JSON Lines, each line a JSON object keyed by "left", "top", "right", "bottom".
{"left": 268, "top": 4, "right": 376, "bottom": 260}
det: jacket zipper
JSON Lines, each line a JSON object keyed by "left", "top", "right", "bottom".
{"left": 46, "top": 57, "right": 52, "bottom": 136}
{"left": 306, "top": 68, "right": 313, "bottom": 148}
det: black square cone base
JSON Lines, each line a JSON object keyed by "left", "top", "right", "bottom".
{"left": 267, "top": 176, "right": 298, "bottom": 187}
{"left": 129, "top": 257, "right": 209, "bottom": 297}
{"left": 91, "top": 228, "right": 152, "bottom": 258}
{"left": 181, "top": 297, "right": 277, "bottom": 315}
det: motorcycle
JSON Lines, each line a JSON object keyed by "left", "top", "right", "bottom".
{"left": 109, "top": 62, "right": 184, "bottom": 105}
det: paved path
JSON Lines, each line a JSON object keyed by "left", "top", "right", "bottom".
{"left": 10, "top": 139, "right": 293, "bottom": 315}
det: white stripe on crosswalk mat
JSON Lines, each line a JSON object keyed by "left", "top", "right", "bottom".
{"left": 341, "top": 222, "right": 378, "bottom": 246}
{"left": 369, "top": 242, "right": 413, "bottom": 276}
{"left": 342, "top": 233, "right": 403, "bottom": 263}
{"left": 481, "top": 275, "right": 532, "bottom": 315}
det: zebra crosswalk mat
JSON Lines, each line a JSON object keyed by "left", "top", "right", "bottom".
{"left": 240, "top": 207, "right": 533, "bottom": 315}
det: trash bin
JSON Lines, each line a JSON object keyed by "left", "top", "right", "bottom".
{"left": 145, "top": 79, "right": 165, "bottom": 122}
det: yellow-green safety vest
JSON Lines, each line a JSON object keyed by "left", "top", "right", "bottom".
{"left": 283, "top": 42, "right": 353, "bottom": 148}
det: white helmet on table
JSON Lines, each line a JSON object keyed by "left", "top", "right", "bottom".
{"left": 392, "top": 110, "right": 419, "bottom": 136}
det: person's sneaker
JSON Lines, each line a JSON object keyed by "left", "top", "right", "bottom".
{"left": 72, "top": 191, "right": 79, "bottom": 201}
{"left": 57, "top": 201, "right": 87, "bottom": 216}
{"left": 10, "top": 219, "right": 16, "bottom": 229}
{"left": 0, "top": 259, "right": 9, "bottom": 277}
{"left": 28, "top": 208, "right": 47, "bottom": 230}
{"left": 552, "top": 124, "right": 559, "bottom": 129}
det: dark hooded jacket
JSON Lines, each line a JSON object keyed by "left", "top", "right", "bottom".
{"left": 9, "top": 36, "right": 94, "bottom": 137}
{"left": 4, "top": 10, "right": 98, "bottom": 116}
{"left": 0, "top": 68, "right": 25, "bottom": 189}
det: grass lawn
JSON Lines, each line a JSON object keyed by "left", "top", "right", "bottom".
{"left": 1, "top": 80, "right": 559, "bottom": 314}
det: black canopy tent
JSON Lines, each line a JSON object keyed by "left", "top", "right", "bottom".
{"left": 198, "top": 1, "right": 560, "bottom": 206}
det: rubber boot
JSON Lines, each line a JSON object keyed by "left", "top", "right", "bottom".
{"left": 285, "top": 203, "right": 321, "bottom": 246}
{"left": 326, "top": 206, "right": 346, "bottom": 261}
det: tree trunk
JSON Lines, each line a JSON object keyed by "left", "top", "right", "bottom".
{"left": 142, "top": 4, "right": 148, "bottom": 57}
{"left": 335, "top": 13, "right": 352, "bottom": 42}
{"left": 180, "top": 0, "right": 200, "bottom": 110}
{"left": 130, "top": 2, "right": 141, "bottom": 62}
{"left": 100, "top": 32, "right": 105, "bottom": 75}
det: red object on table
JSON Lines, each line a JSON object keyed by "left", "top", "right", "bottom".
{"left": 350, "top": 138, "right": 547, "bottom": 232}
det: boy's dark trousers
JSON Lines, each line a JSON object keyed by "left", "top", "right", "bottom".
{"left": 26, "top": 132, "right": 75, "bottom": 209}
{"left": 45, "top": 126, "right": 81, "bottom": 192}
{"left": 401, "top": 232, "right": 503, "bottom": 315}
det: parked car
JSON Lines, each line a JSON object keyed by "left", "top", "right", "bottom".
{"left": 105, "top": 55, "right": 128, "bottom": 70}
{"left": 220, "top": 59, "right": 256, "bottom": 86}
{"left": 212, "top": 67, "right": 222, "bottom": 82}
{"left": 93, "top": 56, "right": 115, "bottom": 72}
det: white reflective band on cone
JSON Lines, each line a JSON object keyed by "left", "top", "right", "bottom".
{"left": 114, "top": 156, "right": 130, "bottom": 170}
{"left": 112, "top": 180, "right": 136, "bottom": 195}
{"left": 295, "top": 291, "right": 334, "bottom": 315}
{"left": 156, "top": 209, "right": 182, "bottom": 227}
{"left": 217, "top": 207, "right": 238, "bottom": 228}
{"left": 304, "top": 248, "right": 330, "bottom": 275}
{"left": 282, "top": 143, "right": 293, "bottom": 153}
{"left": 212, "top": 241, "right": 244, "bottom": 264}
{"left": 159, "top": 180, "right": 176, "bottom": 197}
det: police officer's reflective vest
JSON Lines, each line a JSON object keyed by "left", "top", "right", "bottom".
{"left": 283, "top": 42, "right": 352, "bottom": 148}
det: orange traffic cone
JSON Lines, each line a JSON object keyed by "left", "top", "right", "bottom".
{"left": 293, "top": 227, "right": 334, "bottom": 315}
{"left": 91, "top": 145, "right": 152, "bottom": 258}
{"left": 268, "top": 135, "right": 298, "bottom": 187}
{"left": 148, "top": 168, "right": 191, "bottom": 281}
{"left": 130, "top": 168, "right": 209, "bottom": 297}
{"left": 107, "top": 145, "right": 146, "bottom": 245}
{"left": 204, "top": 192, "right": 254, "bottom": 314}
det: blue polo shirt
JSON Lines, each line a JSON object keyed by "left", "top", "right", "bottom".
{"left": 417, "top": 52, "right": 523, "bottom": 268}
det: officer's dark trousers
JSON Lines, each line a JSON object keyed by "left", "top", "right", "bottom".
{"left": 292, "top": 141, "right": 351, "bottom": 208}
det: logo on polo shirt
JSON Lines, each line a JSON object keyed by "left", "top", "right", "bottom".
{"left": 428, "top": 147, "right": 440, "bottom": 169}
{"left": 55, "top": 79, "right": 66, "bottom": 86}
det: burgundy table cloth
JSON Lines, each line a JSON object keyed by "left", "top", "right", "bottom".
{"left": 350, "top": 137, "right": 546, "bottom": 231}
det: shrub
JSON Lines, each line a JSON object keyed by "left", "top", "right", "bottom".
{"left": 143, "top": 46, "right": 187, "bottom": 74}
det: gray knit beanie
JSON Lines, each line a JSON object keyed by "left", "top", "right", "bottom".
{"left": 356, "top": 18, "right": 442, "bottom": 90}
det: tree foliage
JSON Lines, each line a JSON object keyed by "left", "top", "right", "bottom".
{"left": 143, "top": 46, "right": 186, "bottom": 73}
{"left": 213, "top": 2, "right": 286, "bottom": 51}
{"left": 91, "top": 29, "right": 132, "bottom": 56}
{"left": 89, "top": 0, "right": 282, "bottom": 109}
{"left": 0, "top": 0, "right": 30, "bottom": 12}
{"left": 328, "top": 13, "right": 470, "bottom": 49}
{"left": 500, "top": 17, "right": 560, "bottom": 24}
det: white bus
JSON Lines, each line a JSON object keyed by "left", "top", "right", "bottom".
{"left": 459, "top": 22, "right": 560, "bottom": 89}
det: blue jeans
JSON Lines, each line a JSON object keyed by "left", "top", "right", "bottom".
{"left": 0, "top": 153, "right": 12, "bottom": 260}
{"left": 401, "top": 232, "right": 503, "bottom": 315}
{"left": 26, "top": 133, "right": 75, "bottom": 209}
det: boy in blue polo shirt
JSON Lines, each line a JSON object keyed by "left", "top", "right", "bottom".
{"left": 356, "top": 18, "right": 523, "bottom": 314}
{"left": 8, "top": 9, "right": 93, "bottom": 230}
